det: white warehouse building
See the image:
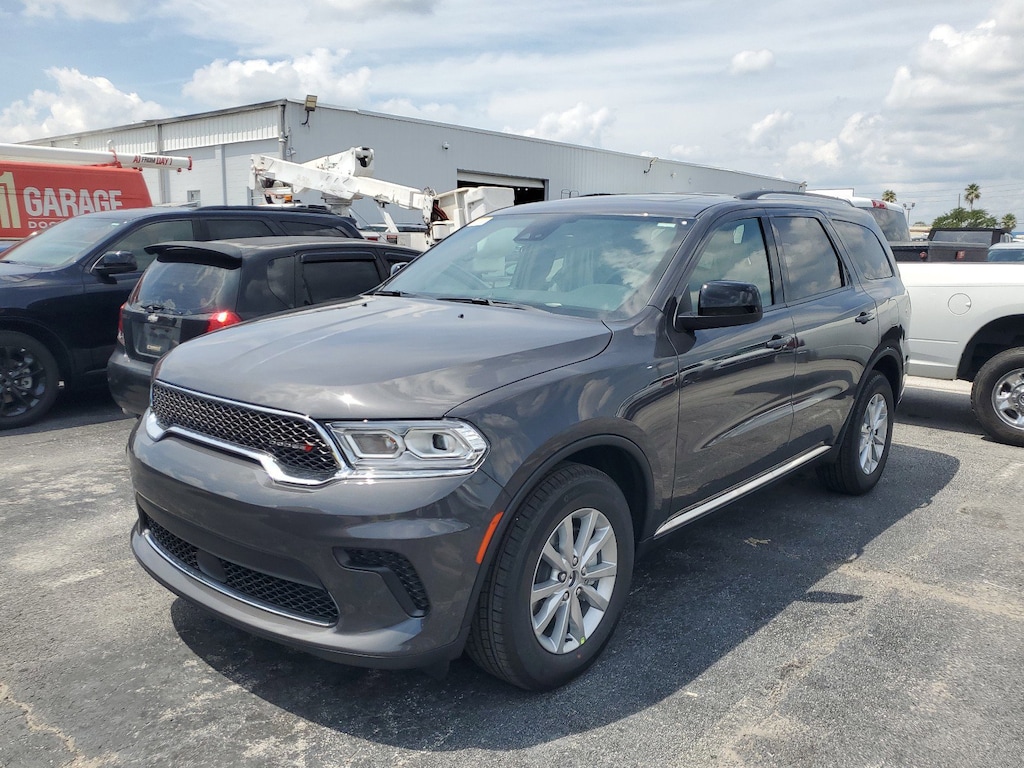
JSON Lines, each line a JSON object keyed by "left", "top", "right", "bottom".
{"left": 29, "top": 98, "right": 803, "bottom": 227}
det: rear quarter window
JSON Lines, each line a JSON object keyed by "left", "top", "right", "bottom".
{"left": 135, "top": 261, "right": 240, "bottom": 313}
{"left": 832, "top": 220, "right": 894, "bottom": 280}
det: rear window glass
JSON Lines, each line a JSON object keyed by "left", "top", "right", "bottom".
{"left": 135, "top": 261, "right": 240, "bottom": 313}
{"left": 866, "top": 207, "right": 911, "bottom": 242}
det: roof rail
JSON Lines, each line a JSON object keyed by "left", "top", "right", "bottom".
{"left": 736, "top": 190, "right": 856, "bottom": 208}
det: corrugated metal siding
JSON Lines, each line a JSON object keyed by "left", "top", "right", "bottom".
{"left": 159, "top": 106, "right": 281, "bottom": 152}
{"left": 27, "top": 100, "right": 800, "bottom": 213}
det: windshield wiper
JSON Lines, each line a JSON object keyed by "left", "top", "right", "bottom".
{"left": 435, "top": 296, "right": 530, "bottom": 310}
{"left": 371, "top": 289, "right": 417, "bottom": 297}
{"left": 140, "top": 303, "right": 185, "bottom": 315}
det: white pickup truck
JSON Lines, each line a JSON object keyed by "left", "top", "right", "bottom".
{"left": 899, "top": 261, "right": 1024, "bottom": 446}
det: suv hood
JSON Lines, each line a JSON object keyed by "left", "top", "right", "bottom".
{"left": 155, "top": 295, "right": 612, "bottom": 419}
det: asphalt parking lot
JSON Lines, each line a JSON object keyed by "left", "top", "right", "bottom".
{"left": 1, "top": 378, "right": 1021, "bottom": 768}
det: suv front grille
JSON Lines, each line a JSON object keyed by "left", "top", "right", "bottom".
{"left": 151, "top": 382, "right": 341, "bottom": 481}
{"left": 145, "top": 515, "right": 339, "bottom": 625}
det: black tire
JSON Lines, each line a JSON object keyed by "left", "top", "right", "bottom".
{"left": 466, "top": 462, "right": 635, "bottom": 691}
{"left": 817, "top": 371, "right": 894, "bottom": 495}
{"left": 970, "top": 348, "right": 1024, "bottom": 447}
{"left": 0, "top": 331, "right": 61, "bottom": 430}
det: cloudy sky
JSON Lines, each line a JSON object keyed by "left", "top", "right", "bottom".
{"left": 1, "top": 0, "right": 1022, "bottom": 225}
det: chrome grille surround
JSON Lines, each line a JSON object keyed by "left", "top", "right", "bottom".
{"left": 147, "top": 381, "right": 350, "bottom": 486}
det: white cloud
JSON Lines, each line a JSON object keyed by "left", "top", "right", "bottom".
{"left": 0, "top": 67, "right": 165, "bottom": 141}
{"left": 182, "top": 49, "right": 371, "bottom": 108}
{"left": 785, "top": 139, "right": 842, "bottom": 171}
{"left": 514, "top": 103, "right": 614, "bottom": 147}
{"left": 729, "top": 49, "right": 775, "bottom": 75}
{"left": 885, "top": 3, "right": 1024, "bottom": 111}
{"left": 747, "top": 110, "right": 792, "bottom": 149}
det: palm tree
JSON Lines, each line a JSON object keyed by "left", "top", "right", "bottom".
{"left": 882, "top": 190, "right": 897, "bottom": 203}
{"left": 1001, "top": 213, "right": 1017, "bottom": 232}
{"left": 964, "top": 183, "right": 981, "bottom": 211}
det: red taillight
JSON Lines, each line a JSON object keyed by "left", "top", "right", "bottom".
{"left": 205, "top": 310, "right": 241, "bottom": 333}
{"left": 116, "top": 303, "right": 125, "bottom": 345}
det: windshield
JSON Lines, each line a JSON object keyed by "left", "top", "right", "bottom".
{"left": 382, "top": 212, "right": 691, "bottom": 319}
{"left": 0, "top": 214, "right": 132, "bottom": 268}
{"left": 866, "top": 207, "right": 911, "bottom": 242}
{"left": 987, "top": 247, "right": 1024, "bottom": 262}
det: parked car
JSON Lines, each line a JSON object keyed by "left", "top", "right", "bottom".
{"left": 0, "top": 206, "right": 362, "bottom": 429}
{"left": 108, "top": 237, "right": 418, "bottom": 415}
{"left": 986, "top": 241, "right": 1024, "bottom": 262}
{"left": 128, "top": 191, "right": 909, "bottom": 690}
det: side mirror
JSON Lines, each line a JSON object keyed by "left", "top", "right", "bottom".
{"left": 389, "top": 262, "right": 408, "bottom": 277}
{"left": 93, "top": 250, "right": 138, "bottom": 276}
{"left": 675, "top": 280, "right": 763, "bottom": 331}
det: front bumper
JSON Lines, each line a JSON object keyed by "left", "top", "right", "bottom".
{"left": 128, "top": 419, "right": 504, "bottom": 669}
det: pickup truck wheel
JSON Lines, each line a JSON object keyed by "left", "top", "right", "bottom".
{"left": 0, "top": 331, "right": 60, "bottom": 430}
{"left": 971, "top": 349, "right": 1024, "bottom": 447}
{"left": 466, "top": 462, "right": 634, "bottom": 691}
{"left": 817, "top": 371, "right": 893, "bottom": 495}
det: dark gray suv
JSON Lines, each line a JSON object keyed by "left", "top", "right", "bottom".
{"left": 128, "top": 192, "right": 910, "bottom": 690}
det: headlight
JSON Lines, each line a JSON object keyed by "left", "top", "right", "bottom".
{"left": 327, "top": 420, "right": 488, "bottom": 477}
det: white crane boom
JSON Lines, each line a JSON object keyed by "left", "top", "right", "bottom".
{"left": 251, "top": 147, "right": 513, "bottom": 248}
{"left": 0, "top": 143, "right": 192, "bottom": 171}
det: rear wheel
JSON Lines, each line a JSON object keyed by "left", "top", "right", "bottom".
{"left": 817, "top": 371, "right": 893, "bottom": 495}
{"left": 467, "top": 462, "right": 634, "bottom": 691}
{"left": 0, "top": 331, "right": 60, "bottom": 430}
{"left": 971, "top": 348, "right": 1024, "bottom": 447}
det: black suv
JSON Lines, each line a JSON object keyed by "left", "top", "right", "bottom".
{"left": 128, "top": 192, "right": 910, "bottom": 690}
{"left": 0, "top": 206, "right": 362, "bottom": 429}
{"left": 108, "top": 237, "right": 418, "bottom": 416}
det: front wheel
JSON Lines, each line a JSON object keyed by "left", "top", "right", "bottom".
{"left": 817, "top": 371, "right": 894, "bottom": 495}
{"left": 466, "top": 462, "right": 635, "bottom": 691}
{"left": 0, "top": 331, "right": 60, "bottom": 430}
{"left": 971, "top": 348, "right": 1024, "bottom": 447}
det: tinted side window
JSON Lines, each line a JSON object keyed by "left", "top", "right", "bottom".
{"left": 266, "top": 256, "right": 296, "bottom": 307}
{"left": 299, "top": 258, "right": 383, "bottom": 304}
{"left": 107, "top": 219, "right": 196, "bottom": 270}
{"left": 204, "top": 218, "right": 275, "bottom": 239}
{"left": 685, "top": 217, "right": 773, "bottom": 311}
{"left": 774, "top": 217, "right": 844, "bottom": 302}
{"left": 278, "top": 220, "right": 348, "bottom": 238}
{"left": 832, "top": 220, "right": 894, "bottom": 280}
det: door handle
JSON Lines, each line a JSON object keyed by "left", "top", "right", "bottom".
{"left": 855, "top": 311, "right": 875, "bottom": 324}
{"left": 766, "top": 334, "right": 795, "bottom": 350}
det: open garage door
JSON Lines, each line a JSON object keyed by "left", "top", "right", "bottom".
{"left": 457, "top": 171, "right": 546, "bottom": 205}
